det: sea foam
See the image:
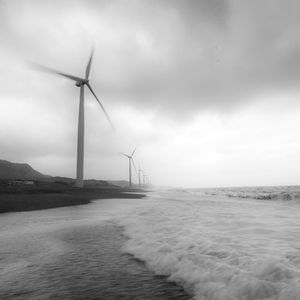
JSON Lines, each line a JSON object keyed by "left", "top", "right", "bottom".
{"left": 118, "top": 190, "right": 300, "bottom": 300}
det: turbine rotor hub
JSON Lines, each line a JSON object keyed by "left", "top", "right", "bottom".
{"left": 75, "top": 79, "right": 89, "bottom": 87}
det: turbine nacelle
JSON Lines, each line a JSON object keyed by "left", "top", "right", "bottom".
{"left": 75, "top": 79, "right": 89, "bottom": 87}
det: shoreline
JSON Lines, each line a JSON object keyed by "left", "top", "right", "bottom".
{"left": 0, "top": 213, "right": 189, "bottom": 299}
{"left": 0, "top": 184, "right": 146, "bottom": 214}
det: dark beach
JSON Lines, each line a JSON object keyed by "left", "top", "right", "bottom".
{"left": 0, "top": 181, "right": 145, "bottom": 213}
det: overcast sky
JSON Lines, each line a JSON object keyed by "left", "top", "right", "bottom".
{"left": 1, "top": 0, "right": 300, "bottom": 187}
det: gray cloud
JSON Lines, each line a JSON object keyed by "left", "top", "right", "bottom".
{"left": 1, "top": 0, "right": 300, "bottom": 119}
{"left": 1, "top": 0, "right": 300, "bottom": 186}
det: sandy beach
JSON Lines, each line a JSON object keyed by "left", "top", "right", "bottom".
{"left": 0, "top": 183, "right": 145, "bottom": 213}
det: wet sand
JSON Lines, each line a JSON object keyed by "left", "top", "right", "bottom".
{"left": 1, "top": 217, "right": 190, "bottom": 299}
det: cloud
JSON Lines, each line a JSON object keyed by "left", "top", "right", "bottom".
{"left": 1, "top": 0, "right": 300, "bottom": 119}
{"left": 1, "top": 0, "right": 300, "bottom": 186}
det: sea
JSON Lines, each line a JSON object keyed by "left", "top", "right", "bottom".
{"left": 1, "top": 185, "right": 300, "bottom": 300}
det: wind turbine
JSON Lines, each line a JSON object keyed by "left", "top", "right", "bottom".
{"left": 138, "top": 165, "right": 143, "bottom": 187}
{"left": 120, "top": 148, "right": 137, "bottom": 187}
{"left": 143, "top": 173, "right": 148, "bottom": 187}
{"left": 35, "top": 49, "right": 114, "bottom": 188}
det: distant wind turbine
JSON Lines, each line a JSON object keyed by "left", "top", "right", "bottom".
{"left": 34, "top": 49, "right": 114, "bottom": 188}
{"left": 138, "top": 165, "right": 143, "bottom": 187}
{"left": 120, "top": 148, "right": 137, "bottom": 187}
{"left": 143, "top": 173, "right": 148, "bottom": 186}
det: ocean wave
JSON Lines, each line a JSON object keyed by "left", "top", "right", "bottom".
{"left": 225, "top": 191, "right": 295, "bottom": 201}
{"left": 186, "top": 186, "right": 300, "bottom": 202}
{"left": 118, "top": 193, "right": 300, "bottom": 300}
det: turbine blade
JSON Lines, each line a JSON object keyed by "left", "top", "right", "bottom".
{"left": 131, "top": 147, "right": 137, "bottom": 157}
{"left": 86, "top": 83, "right": 115, "bottom": 130}
{"left": 131, "top": 158, "right": 138, "bottom": 174}
{"left": 32, "top": 63, "right": 84, "bottom": 82}
{"left": 85, "top": 48, "right": 94, "bottom": 79}
{"left": 119, "top": 152, "right": 130, "bottom": 158}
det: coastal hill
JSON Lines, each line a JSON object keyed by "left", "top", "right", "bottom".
{"left": 0, "top": 159, "right": 131, "bottom": 187}
{"left": 0, "top": 159, "right": 50, "bottom": 180}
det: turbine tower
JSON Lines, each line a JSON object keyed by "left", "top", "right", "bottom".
{"left": 120, "top": 148, "right": 137, "bottom": 187}
{"left": 138, "top": 165, "right": 143, "bottom": 187}
{"left": 143, "top": 173, "right": 148, "bottom": 186}
{"left": 35, "top": 49, "right": 114, "bottom": 188}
